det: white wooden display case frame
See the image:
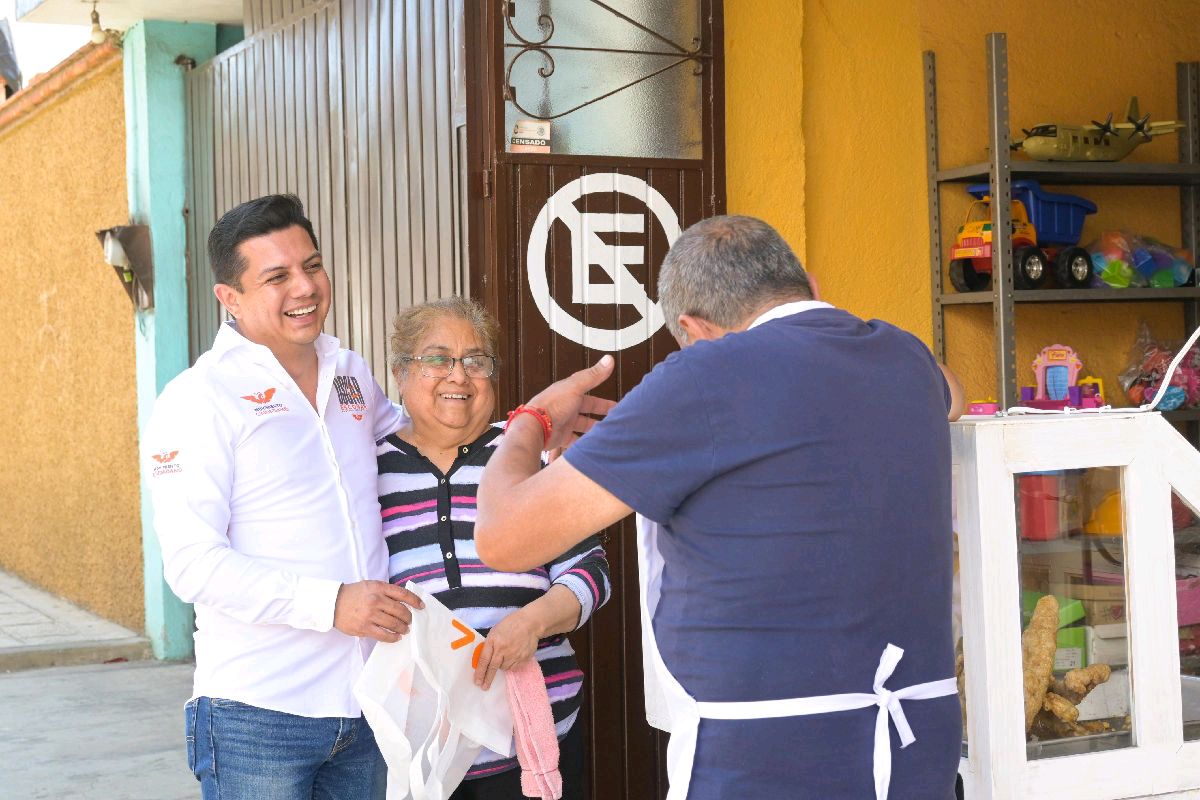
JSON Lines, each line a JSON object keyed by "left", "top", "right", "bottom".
{"left": 954, "top": 412, "right": 1200, "bottom": 800}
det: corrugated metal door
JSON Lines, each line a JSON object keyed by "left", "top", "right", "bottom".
{"left": 467, "top": 2, "right": 725, "bottom": 798}
{"left": 186, "top": 0, "right": 468, "bottom": 395}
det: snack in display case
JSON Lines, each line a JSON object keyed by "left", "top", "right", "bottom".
{"left": 1022, "top": 595, "right": 1059, "bottom": 732}
{"left": 1014, "top": 467, "right": 1133, "bottom": 747}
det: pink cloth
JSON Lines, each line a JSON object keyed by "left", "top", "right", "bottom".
{"left": 505, "top": 658, "right": 563, "bottom": 800}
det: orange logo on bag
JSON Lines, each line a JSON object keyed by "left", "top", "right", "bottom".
{"left": 241, "top": 388, "right": 277, "bottom": 404}
{"left": 451, "top": 618, "right": 486, "bottom": 669}
{"left": 151, "top": 451, "right": 178, "bottom": 464}
{"left": 352, "top": 413, "right": 364, "bottom": 421}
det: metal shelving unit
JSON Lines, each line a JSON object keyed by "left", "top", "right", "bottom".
{"left": 937, "top": 161, "right": 1200, "bottom": 186}
{"left": 940, "top": 287, "right": 1200, "bottom": 305}
{"left": 925, "top": 33, "right": 1200, "bottom": 420}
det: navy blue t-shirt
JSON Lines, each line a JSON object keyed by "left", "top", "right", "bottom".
{"left": 565, "top": 308, "right": 961, "bottom": 799}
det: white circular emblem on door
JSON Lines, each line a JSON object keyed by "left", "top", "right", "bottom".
{"left": 525, "top": 172, "right": 681, "bottom": 351}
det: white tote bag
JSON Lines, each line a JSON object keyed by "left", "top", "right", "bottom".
{"left": 355, "top": 582, "right": 515, "bottom": 800}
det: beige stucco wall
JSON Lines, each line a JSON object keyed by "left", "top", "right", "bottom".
{"left": 0, "top": 52, "right": 143, "bottom": 631}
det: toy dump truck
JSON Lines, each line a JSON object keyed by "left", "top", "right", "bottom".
{"left": 949, "top": 180, "right": 1097, "bottom": 292}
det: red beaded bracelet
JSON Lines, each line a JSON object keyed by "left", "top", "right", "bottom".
{"left": 505, "top": 404, "right": 553, "bottom": 447}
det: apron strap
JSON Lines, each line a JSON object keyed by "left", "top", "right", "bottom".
{"left": 694, "top": 644, "right": 957, "bottom": 800}
{"left": 663, "top": 699, "right": 700, "bottom": 800}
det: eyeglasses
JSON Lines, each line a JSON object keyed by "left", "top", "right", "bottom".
{"left": 402, "top": 354, "right": 497, "bottom": 379}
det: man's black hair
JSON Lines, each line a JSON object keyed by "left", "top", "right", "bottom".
{"left": 207, "top": 194, "right": 319, "bottom": 289}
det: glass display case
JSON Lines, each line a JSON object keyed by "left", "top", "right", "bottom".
{"left": 954, "top": 412, "right": 1200, "bottom": 799}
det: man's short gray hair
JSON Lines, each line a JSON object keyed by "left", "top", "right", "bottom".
{"left": 658, "top": 215, "right": 812, "bottom": 340}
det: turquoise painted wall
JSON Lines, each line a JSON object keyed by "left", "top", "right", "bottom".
{"left": 125, "top": 20, "right": 217, "bottom": 659}
{"left": 216, "top": 24, "right": 245, "bottom": 54}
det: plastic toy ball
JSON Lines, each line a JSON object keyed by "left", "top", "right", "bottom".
{"left": 1101, "top": 231, "right": 1129, "bottom": 251}
{"left": 1100, "top": 258, "right": 1134, "bottom": 288}
{"left": 1151, "top": 269, "right": 1176, "bottom": 288}
{"left": 1176, "top": 264, "right": 1191, "bottom": 285}
{"left": 1133, "top": 248, "right": 1157, "bottom": 277}
{"left": 1176, "top": 257, "right": 1196, "bottom": 286}
{"left": 1102, "top": 245, "right": 1126, "bottom": 262}
{"left": 1148, "top": 383, "right": 1187, "bottom": 410}
{"left": 1173, "top": 367, "right": 1200, "bottom": 407}
{"left": 1090, "top": 252, "right": 1108, "bottom": 275}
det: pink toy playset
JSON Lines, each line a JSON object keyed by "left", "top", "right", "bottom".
{"left": 1020, "top": 345, "right": 1105, "bottom": 410}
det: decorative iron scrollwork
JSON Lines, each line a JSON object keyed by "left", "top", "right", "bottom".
{"left": 503, "top": 0, "right": 710, "bottom": 122}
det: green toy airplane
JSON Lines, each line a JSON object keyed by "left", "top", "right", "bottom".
{"left": 1012, "top": 97, "right": 1185, "bottom": 161}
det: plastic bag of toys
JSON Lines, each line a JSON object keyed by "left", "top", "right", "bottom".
{"left": 1087, "top": 231, "right": 1194, "bottom": 288}
{"left": 1119, "top": 322, "right": 1200, "bottom": 409}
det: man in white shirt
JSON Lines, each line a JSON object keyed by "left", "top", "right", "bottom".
{"left": 144, "top": 194, "right": 422, "bottom": 800}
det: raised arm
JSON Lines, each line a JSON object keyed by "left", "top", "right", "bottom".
{"left": 476, "top": 357, "right": 631, "bottom": 573}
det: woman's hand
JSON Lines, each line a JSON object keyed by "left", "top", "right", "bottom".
{"left": 474, "top": 609, "right": 542, "bottom": 691}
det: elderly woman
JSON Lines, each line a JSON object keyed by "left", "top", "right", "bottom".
{"left": 377, "top": 296, "right": 609, "bottom": 800}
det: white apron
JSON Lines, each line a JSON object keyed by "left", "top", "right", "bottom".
{"left": 635, "top": 515, "right": 957, "bottom": 800}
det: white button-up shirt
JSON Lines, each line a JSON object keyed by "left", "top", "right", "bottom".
{"left": 747, "top": 299, "right": 833, "bottom": 329}
{"left": 144, "top": 322, "right": 405, "bottom": 717}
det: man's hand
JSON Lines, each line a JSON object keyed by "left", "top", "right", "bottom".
{"left": 473, "top": 610, "right": 541, "bottom": 691}
{"left": 332, "top": 580, "right": 424, "bottom": 643}
{"left": 477, "top": 357, "right": 629, "bottom": 573}
{"left": 525, "top": 355, "right": 618, "bottom": 451}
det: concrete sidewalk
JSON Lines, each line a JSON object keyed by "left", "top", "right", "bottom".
{"left": 0, "top": 569, "right": 193, "bottom": 797}
{"left": 0, "top": 659, "right": 197, "bottom": 799}
{"left": 0, "top": 569, "right": 150, "bottom": 671}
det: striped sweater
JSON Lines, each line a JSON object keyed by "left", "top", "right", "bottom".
{"left": 377, "top": 425, "right": 611, "bottom": 779}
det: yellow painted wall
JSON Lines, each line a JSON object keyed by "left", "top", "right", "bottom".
{"left": 726, "top": 0, "right": 928, "bottom": 334}
{"left": 726, "top": 0, "right": 1199, "bottom": 407}
{"left": 803, "top": 1, "right": 929, "bottom": 338}
{"left": 0, "top": 57, "right": 143, "bottom": 631}
{"left": 925, "top": 1, "right": 1195, "bottom": 404}
{"left": 724, "top": 0, "right": 806, "bottom": 261}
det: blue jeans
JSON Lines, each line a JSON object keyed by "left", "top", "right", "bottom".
{"left": 185, "top": 697, "right": 386, "bottom": 800}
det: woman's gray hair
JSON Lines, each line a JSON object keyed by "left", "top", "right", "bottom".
{"left": 387, "top": 296, "right": 500, "bottom": 377}
{"left": 658, "top": 215, "right": 812, "bottom": 340}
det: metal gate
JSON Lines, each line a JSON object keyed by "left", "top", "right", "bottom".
{"left": 467, "top": 2, "right": 726, "bottom": 796}
{"left": 185, "top": 0, "right": 467, "bottom": 394}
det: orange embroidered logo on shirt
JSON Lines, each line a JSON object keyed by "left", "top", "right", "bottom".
{"left": 241, "top": 388, "right": 277, "bottom": 404}
{"left": 240, "top": 387, "right": 288, "bottom": 417}
{"left": 151, "top": 450, "right": 183, "bottom": 477}
{"left": 451, "top": 618, "right": 486, "bottom": 669}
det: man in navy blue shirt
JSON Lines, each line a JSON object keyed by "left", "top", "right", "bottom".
{"left": 477, "top": 215, "right": 964, "bottom": 799}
